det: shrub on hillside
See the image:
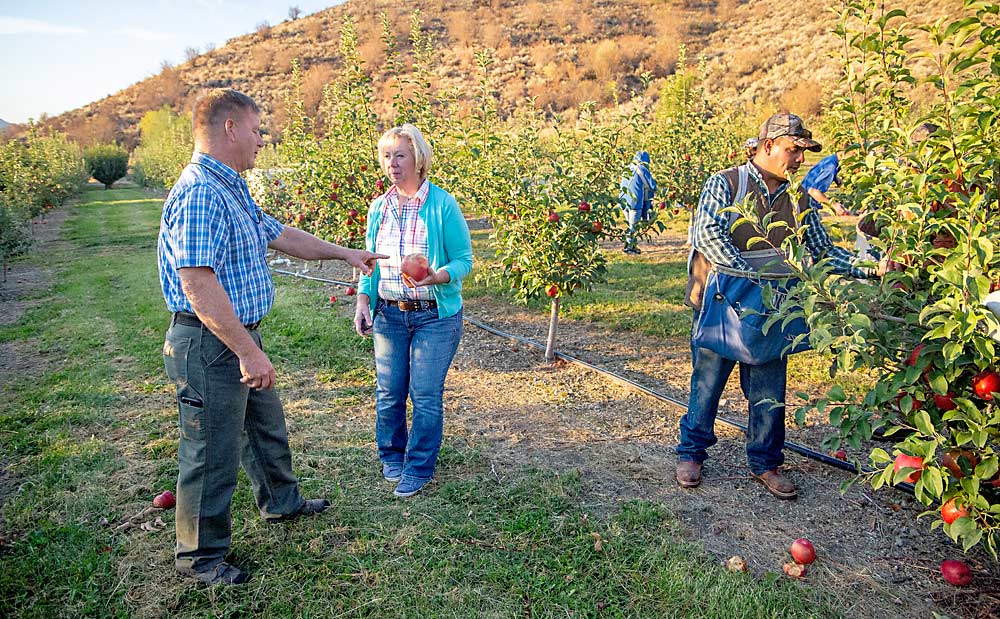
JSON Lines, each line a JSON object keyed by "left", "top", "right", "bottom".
{"left": 84, "top": 144, "right": 129, "bottom": 189}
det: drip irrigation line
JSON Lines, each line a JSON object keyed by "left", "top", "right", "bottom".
{"left": 271, "top": 266, "right": 916, "bottom": 495}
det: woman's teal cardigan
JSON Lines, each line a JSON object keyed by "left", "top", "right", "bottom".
{"left": 358, "top": 182, "right": 473, "bottom": 319}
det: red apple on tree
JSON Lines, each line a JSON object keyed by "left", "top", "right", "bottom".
{"left": 933, "top": 392, "right": 957, "bottom": 411}
{"left": 893, "top": 453, "right": 924, "bottom": 483}
{"left": 401, "top": 253, "right": 430, "bottom": 282}
{"left": 905, "top": 343, "right": 926, "bottom": 367}
{"left": 348, "top": 209, "right": 358, "bottom": 218}
{"left": 941, "top": 498, "right": 969, "bottom": 525}
{"left": 973, "top": 369, "right": 1000, "bottom": 400}
{"left": 941, "top": 449, "right": 977, "bottom": 479}
{"left": 547, "top": 211, "right": 560, "bottom": 223}
{"left": 577, "top": 200, "right": 591, "bottom": 212}
{"left": 789, "top": 538, "right": 816, "bottom": 565}
{"left": 940, "top": 560, "right": 972, "bottom": 586}
{"left": 591, "top": 221, "right": 603, "bottom": 233}
{"left": 546, "top": 284, "right": 559, "bottom": 298}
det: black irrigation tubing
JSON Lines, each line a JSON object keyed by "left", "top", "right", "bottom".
{"left": 271, "top": 267, "right": 917, "bottom": 496}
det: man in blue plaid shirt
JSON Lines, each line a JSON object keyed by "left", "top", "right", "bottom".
{"left": 676, "top": 113, "right": 884, "bottom": 500}
{"left": 158, "top": 89, "right": 384, "bottom": 586}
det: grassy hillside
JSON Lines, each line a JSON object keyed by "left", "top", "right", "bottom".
{"left": 20, "top": 0, "right": 965, "bottom": 147}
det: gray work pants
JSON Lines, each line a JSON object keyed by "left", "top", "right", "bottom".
{"left": 163, "top": 318, "right": 303, "bottom": 573}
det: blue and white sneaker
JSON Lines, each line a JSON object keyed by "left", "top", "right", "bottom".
{"left": 393, "top": 477, "right": 430, "bottom": 498}
{"left": 382, "top": 462, "right": 403, "bottom": 483}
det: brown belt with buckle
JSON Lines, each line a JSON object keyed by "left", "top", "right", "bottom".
{"left": 383, "top": 299, "right": 437, "bottom": 312}
{"left": 172, "top": 311, "right": 262, "bottom": 331}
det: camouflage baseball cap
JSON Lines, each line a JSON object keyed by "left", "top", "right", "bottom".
{"left": 758, "top": 113, "right": 822, "bottom": 152}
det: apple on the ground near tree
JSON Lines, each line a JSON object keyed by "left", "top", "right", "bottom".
{"left": 401, "top": 254, "right": 430, "bottom": 281}
{"left": 345, "top": 286, "right": 356, "bottom": 296}
{"left": 893, "top": 454, "right": 924, "bottom": 483}
{"left": 941, "top": 560, "right": 972, "bottom": 586}
{"left": 789, "top": 538, "right": 816, "bottom": 565}
{"left": 153, "top": 490, "right": 176, "bottom": 509}
{"left": 782, "top": 562, "right": 807, "bottom": 579}
{"left": 329, "top": 295, "right": 337, "bottom": 303}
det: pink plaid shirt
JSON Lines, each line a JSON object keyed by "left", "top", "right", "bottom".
{"left": 376, "top": 179, "right": 434, "bottom": 301}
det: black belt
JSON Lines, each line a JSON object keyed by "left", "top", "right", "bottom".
{"left": 383, "top": 299, "right": 437, "bottom": 312}
{"left": 172, "top": 312, "right": 261, "bottom": 331}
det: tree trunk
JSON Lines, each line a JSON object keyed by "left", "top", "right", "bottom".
{"left": 545, "top": 297, "right": 560, "bottom": 362}
{"left": 352, "top": 266, "right": 359, "bottom": 283}
{"left": 2, "top": 256, "right": 6, "bottom": 284}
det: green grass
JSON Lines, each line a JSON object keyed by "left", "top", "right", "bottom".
{"left": 0, "top": 187, "right": 840, "bottom": 618}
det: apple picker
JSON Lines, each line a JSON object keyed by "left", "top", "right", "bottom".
{"left": 675, "top": 112, "right": 886, "bottom": 499}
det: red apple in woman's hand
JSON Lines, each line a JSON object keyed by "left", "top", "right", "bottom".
{"left": 401, "top": 254, "right": 429, "bottom": 282}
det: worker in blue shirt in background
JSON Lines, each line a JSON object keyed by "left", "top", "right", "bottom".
{"left": 800, "top": 150, "right": 850, "bottom": 216}
{"left": 620, "top": 151, "right": 657, "bottom": 254}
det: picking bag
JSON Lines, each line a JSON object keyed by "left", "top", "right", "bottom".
{"left": 692, "top": 267, "right": 810, "bottom": 365}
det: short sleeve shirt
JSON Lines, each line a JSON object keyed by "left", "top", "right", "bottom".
{"left": 158, "top": 152, "right": 284, "bottom": 324}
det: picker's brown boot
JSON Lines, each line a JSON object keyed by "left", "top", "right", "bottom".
{"left": 675, "top": 461, "right": 702, "bottom": 488}
{"left": 752, "top": 469, "right": 797, "bottom": 500}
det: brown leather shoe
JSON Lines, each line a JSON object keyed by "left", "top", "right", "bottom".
{"left": 752, "top": 469, "right": 797, "bottom": 500}
{"left": 675, "top": 461, "right": 702, "bottom": 488}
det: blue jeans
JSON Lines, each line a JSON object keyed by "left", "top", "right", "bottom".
{"left": 676, "top": 314, "right": 788, "bottom": 475}
{"left": 373, "top": 302, "right": 463, "bottom": 483}
{"left": 624, "top": 207, "right": 647, "bottom": 250}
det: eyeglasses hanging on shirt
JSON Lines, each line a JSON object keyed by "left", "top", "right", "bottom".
{"left": 191, "top": 162, "right": 263, "bottom": 224}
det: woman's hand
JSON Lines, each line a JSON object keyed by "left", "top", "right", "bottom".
{"left": 402, "top": 266, "right": 450, "bottom": 289}
{"left": 355, "top": 296, "right": 374, "bottom": 337}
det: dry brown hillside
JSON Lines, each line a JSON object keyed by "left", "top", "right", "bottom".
{"left": 24, "top": 0, "right": 965, "bottom": 147}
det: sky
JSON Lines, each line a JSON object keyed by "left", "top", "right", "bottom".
{"left": 0, "top": 0, "right": 342, "bottom": 124}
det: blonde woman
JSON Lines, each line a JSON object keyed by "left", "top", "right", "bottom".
{"left": 354, "top": 124, "right": 473, "bottom": 497}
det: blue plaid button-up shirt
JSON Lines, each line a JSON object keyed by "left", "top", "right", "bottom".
{"left": 158, "top": 152, "right": 285, "bottom": 324}
{"left": 693, "top": 162, "right": 870, "bottom": 278}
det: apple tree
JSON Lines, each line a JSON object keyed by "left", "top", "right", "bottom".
{"left": 775, "top": 0, "right": 1000, "bottom": 556}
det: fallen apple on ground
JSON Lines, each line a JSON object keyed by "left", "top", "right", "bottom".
{"left": 790, "top": 538, "right": 816, "bottom": 565}
{"left": 782, "top": 562, "right": 807, "bottom": 579}
{"left": 153, "top": 490, "right": 176, "bottom": 509}
{"left": 723, "top": 555, "right": 748, "bottom": 573}
{"left": 940, "top": 560, "right": 972, "bottom": 586}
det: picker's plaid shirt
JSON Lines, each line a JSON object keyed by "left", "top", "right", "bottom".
{"left": 158, "top": 152, "right": 284, "bottom": 324}
{"left": 692, "top": 162, "right": 871, "bottom": 278}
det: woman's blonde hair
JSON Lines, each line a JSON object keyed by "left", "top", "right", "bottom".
{"left": 377, "top": 124, "right": 433, "bottom": 180}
